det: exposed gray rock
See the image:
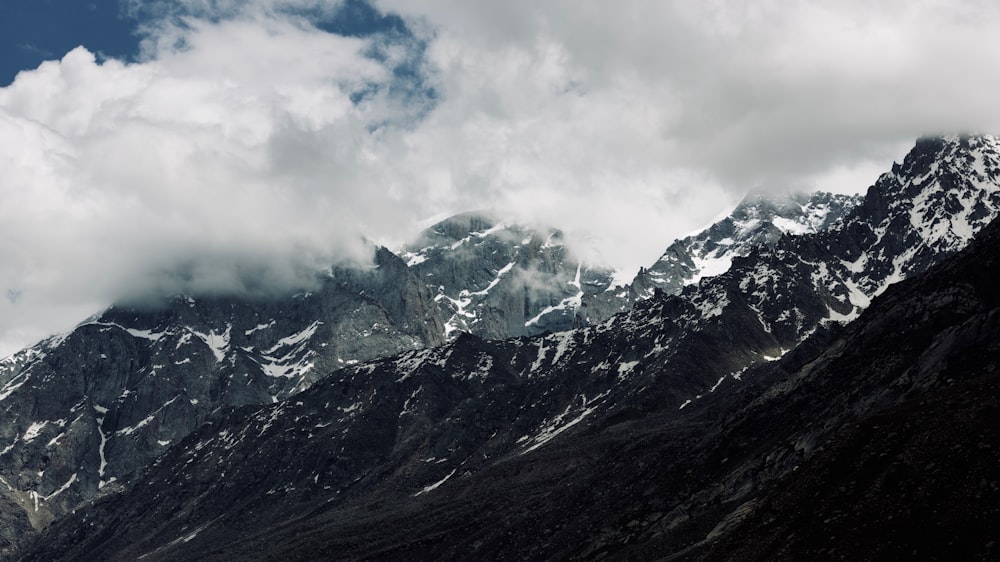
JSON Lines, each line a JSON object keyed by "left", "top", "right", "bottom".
{"left": 401, "top": 211, "right": 621, "bottom": 339}
{"left": 0, "top": 246, "right": 445, "bottom": 553}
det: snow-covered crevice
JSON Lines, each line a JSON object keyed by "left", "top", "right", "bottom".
{"left": 0, "top": 370, "right": 31, "bottom": 402}
{"left": 22, "top": 421, "right": 48, "bottom": 443}
{"left": 94, "top": 404, "right": 110, "bottom": 489}
{"left": 548, "top": 331, "right": 577, "bottom": 367}
{"left": 192, "top": 325, "right": 232, "bottom": 363}
{"left": 569, "top": 263, "right": 582, "bottom": 291}
{"left": 520, "top": 262, "right": 587, "bottom": 329}
{"left": 263, "top": 322, "right": 320, "bottom": 355}
{"left": 524, "top": 292, "right": 583, "bottom": 327}
{"left": 244, "top": 321, "right": 275, "bottom": 336}
{"left": 529, "top": 338, "right": 550, "bottom": 374}
{"left": 436, "top": 293, "right": 476, "bottom": 338}
{"left": 520, "top": 405, "right": 597, "bottom": 454}
{"left": 446, "top": 222, "right": 510, "bottom": 251}
{"left": 469, "top": 262, "right": 516, "bottom": 297}
{"left": 82, "top": 322, "right": 169, "bottom": 342}
{"left": 527, "top": 330, "right": 580, "bottom": 375}
{"left": 413, "top": 469, "right": 458, "bottom": 496}
{"left": 259, "top": 356, "right": 316, "bottom": 380}
{"left": 519, "top": 391, "right": 609, "bottom": 454}
{"left": 256, "top": 322, "right": 322, "bottom": 382}
{"left": 617, "top": 361, "right": 640, "bottom": 377}
{"left": 43, "top": 473, "right": 77, "bottom": 502}
{"left": 115, "top": 397, "right": 180, "bottom": 437}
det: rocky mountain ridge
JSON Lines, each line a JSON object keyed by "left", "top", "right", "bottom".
{"left": 0, "top": 246, "right": 445, "bottom": 547}
{"left": 630, "top": 190, "right": 860, "bottom": 298}
{"left": 8, "top": 135, "right": 1000, "bottom": 560}
{"left": 402, "top": 191, "right": 863, "bottom": 334}
{"left": 578, "top": 189, "right": 862, "bottom": 324}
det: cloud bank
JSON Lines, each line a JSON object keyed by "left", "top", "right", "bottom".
{"left": 3, "top": 0, "right": 1000, "bottom": 355}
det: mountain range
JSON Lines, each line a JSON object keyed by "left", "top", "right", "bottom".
{"left": 2, "top": 135, "right": 1000, "bottom": 560}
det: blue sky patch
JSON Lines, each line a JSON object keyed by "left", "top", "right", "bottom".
{"left": 0, "top": 0, "right": 426, "bottom": 88}
{"left": 0, "top": 0, "right": 140, "bottom": 85}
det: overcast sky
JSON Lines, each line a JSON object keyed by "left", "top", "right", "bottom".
{"left": 2, "top": 0, "right": 1000, "bottom": 357}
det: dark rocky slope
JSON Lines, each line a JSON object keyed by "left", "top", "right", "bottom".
{"left": 699, "top": 214, "right": 1000, "bottom": 561}
{"left": 0, "top": 246, "right": 445, "bottom": 552}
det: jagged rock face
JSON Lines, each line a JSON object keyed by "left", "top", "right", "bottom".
{"left": 401, "top": 212, "right": 620, "bottom": 339}
{"left": 0, "top": 246, "right": 444, "bottom": 551}
{"left": 845, "top": 135, "right": 1000, "bottom": 292}
{"left": 579, "top": 137, "right": 1000, "bottom": 399}
{"left": 16, "top": 136, "right": 1000, "bottom": 561}
{"left": 578, "top": 191, "right": 859, "bottom": 327}
{"left": 702, "top": 135, "right": 1000, "bottom": 347}
{"left": 689, "top": 205, "right": 1000, "bottom": 562}
{"left": 631, "top": 191, "right": 861, "bottom": 299}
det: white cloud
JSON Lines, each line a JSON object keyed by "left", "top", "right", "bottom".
{"left": 0, "top": 13, "right": 406, "bottom": 355}
{"left": 369, "top": 0, "right": 1000, "bottom": 253}
{"left": 3, "top": 0, "right": 1000, "bottom": 355}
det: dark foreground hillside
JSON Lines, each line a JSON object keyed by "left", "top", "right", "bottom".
{"left": 701, "top": 212, "right": 1000, "bottom": 561}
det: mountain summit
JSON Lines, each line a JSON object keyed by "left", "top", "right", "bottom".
{"left": 400, "top": 212, "right": 620, "bottom": 338}
{"left": 631, "top": 191, "right": 860, "bottom": 298}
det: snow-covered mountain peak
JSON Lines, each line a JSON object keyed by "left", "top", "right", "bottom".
{"left": 826, "top": 134, "right": 1000, "bottom": 302}
{"left": 631, "top": 191, "right": 862, "bottom": 299}
{"left": 400, "top": 212, "right": 620, "bottom": 340}
{"left": 723, "top": 134, "right": 1000, "bottom": 332}
{"left": 879, "top": 134, "right": 1000, "bottom": 253}
{"left": 736, "top": 191, "right": 858, "bottom": 236}
{"left": 403, "top": 212, "right": 541, "bottom": 270}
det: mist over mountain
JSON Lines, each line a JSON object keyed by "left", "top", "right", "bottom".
{"left": 9, "top": 0, "right": 1000, "bottom": 360}
{"left": 1, "top": 135, "right": 999, "bottom": 560}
